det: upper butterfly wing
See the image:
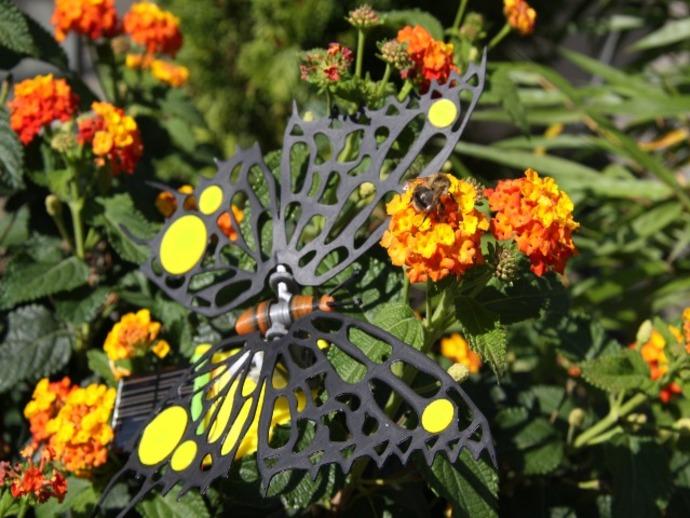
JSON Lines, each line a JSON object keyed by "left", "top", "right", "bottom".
{"left": 254, "top": 311, "right": 495, "bottom": 484}
{"left": 104, "top": 333, "right": 276, "bottom": 516}
{"left": 274, "top": 53, "right": 487, "bottom": 286}
{"left": 142, "top": 143, "right": 278, "bottom": 316}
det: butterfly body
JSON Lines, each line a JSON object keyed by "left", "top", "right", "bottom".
{"left": 106, "top": 53, "right": 495, "bottom": 515}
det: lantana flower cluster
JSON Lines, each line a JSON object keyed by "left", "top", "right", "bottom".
{"left": 381, "top": 174, "right": 489, "bottom": 283}
{"left": 0, "top": 447, "right": 67, "bottom": 504}
{"left": 396, "top": 25, "right": 457, "bottom": 84}
{"left": 78, "top": 102, "right": 143, "bottom": 175}
{"left": 8, "top": 75, "right": 79, "bottom": 145}
{"left": 486, "top": 168, "right": 579, "bottom": 277}
{"left": 103, "top": 309, "right": 170, "bottom": 379}
{"left": 300, "top": 43, "right": 354, "bottom": 88}
{"left": 52, "top": 0, "right": 119, "bottom": 42}
{"left": 23, "top": 378, "right": 115, "bottom": 476}
{"left": 440, "top": 333, "right": 482, "bottom": 374}
{"left": 503, "top": 0, "right": 537, "bottom": 36}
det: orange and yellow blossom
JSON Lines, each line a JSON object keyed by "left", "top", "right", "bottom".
{"left": 440, "top": 333, "right": 482, "bottom": 374}
{"left": 503, "top": 0, "right": 537, "bottom": 36}
{"left": 8, "top": 75, "right": 79, "bottom": 145}
{"left": 24, "top": 379, "right": 115, "bottom": 475}
{"left": 78, "top": 102, "right": 143, "bottom": 175}
{"left": 52, "top": 0, "right": 119, "bottom": 42}
{"left": 637, "top": 327, "right": 684, "bottom": 404}
{"left": 485, "top": 168, "right": 578, "bottom": 277}
{"left": 397, "top": 25, "right": 457, "bottom": 84}
{"left": 381, "top": 174, "right": 489, "bottom": 283}
{"left": 103, "top": 309, "right": 163, "bottom": 361}
{"left": 123, "top": 2, "right": 183, "bottom": 57}
{"left": 150, "top": 59, "right": 189, "bottom": 87}
{"left": 217, "top": 205, "right": 246, "bottom": 241}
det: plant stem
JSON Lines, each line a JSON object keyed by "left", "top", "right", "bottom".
{"left": 488, "top": 23, "right": 512, "bottom": 50}
{"left": 376, "top": 64, "right": 391, "bottom": 98}
{"left": 50, "top": 206, "right": 73, "bottom": 250}
{"left": 397, "top": 80, "right": 414, "bottom": 102}
{"left": 355, "top": 29, "right": 365, "bottom": 78}
{"left": 0, "top": 79, "right": 9, "bottom": 105}
{"left": 573, "top": 392, "right": 648, "bottom": 448}
{"left": 68, "top": 181, "right": 85, "bottom": 259}
{"left": 325, "top": 89, "right": 332, "bottom": 115}
{"left": 451, "top": 0, "right": 469, "bottom": 35}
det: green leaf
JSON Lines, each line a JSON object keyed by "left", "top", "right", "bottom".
{"left": 383, "top": 9, "right": 444, "bottom": 39}
{"left": 138, "top": 487, "right": 210, "bottom": 518}
{"left": 455, "top": 297, "right": 507, "bottom": 376}
{"left": 630, "top": 201, "right": 683, "bottom": 237}
{"left": 45, "top": 168, "right": 75, "bottom": 201}
{"left": 0, "top": 256, "right": 90, "bottom": 309}
{"left": 0, "top": 107, "right": 24, "bottom": 194}
{"left": 0, "top": 204, "right": 29, "bottom": 248}
{"left": 163, "top": 118, "right": 197, "bottom": 153}
{"left": 95, "top": 193, "right": 158, "bottom": 263}
{"left": 0, "top": 0, "right": 34, "bottom": 55}
{"left": 605, "top": 436, "right": 671, "bottom": 517}
{"left": 580, "top": 348, "right": 655, "bottom": 394}
{"left": 0, "top": 305, "right": 72, "bottom": 393}
{"left": 421, "top": 450, "right": 498, "bottom": 518}
{"left": 55, "top": 286, "right": 109, "bottom": 325}
{"left": 87, "top": 349, "right": 116, "bottom": 385}
{"left": 631, "top": 18, "right": 690, "bottom": 51}
{"left": 492, "top": 67, "right": 528, "bottom": 134}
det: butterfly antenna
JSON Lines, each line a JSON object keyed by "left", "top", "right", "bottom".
{"left": 326, "top": 266, "right": 364, "bottom": 296}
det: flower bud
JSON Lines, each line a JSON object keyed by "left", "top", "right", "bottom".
{"left": 346, "top": 5, "right": 381, "bottom": 30}
{"left": 45, "top": 194, "right": 62, "bottom": 217}
{"left": 447, "top": 363, "right": 470, "bottom": 383}
{"left": 674, "top": 417, "right": 690, "bottom": 435}
{"left": 50, "top": 132, "right": 76, "bottom": 154}
{"left": 110, "top": 35, "right": 130, "bottom": 55}
{"left": 568, "top": 408, "right": 585, "bottom": 428}
{"left": 378, "top": 39, "right": 413, "bottom": 72}
{"left": 636, "top": 320, "right": 653, "bottom": 346}
{"left": 494, "top": 245, "right": 521, "bottom": 283}
{"left": 459, "top": 12, "right": 485, "bottom": 42}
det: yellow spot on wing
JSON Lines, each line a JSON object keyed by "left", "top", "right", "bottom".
{"left": 198, "top": 185, "right": 223, "bottom": 214}
{"left": 159, "top": 215, "right": 207, "bottom": 275}
{"left": 170, "top": 440, "right": 197, "bottom": 471}
{"left": 421, "top": 398, "right": 455, "bottom": 434}
{"left": 428, "top": 99, "right": 458, "bottom": 128}
{"left": 138, "top": 406, "right": 188, "bottom": 465}
{"left": 221, "top": 382, "right": 266, "bottom": 456}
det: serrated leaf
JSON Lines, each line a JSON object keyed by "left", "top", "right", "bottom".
{"left": 137, "top": 487, "right": 210, "bottom": 518}
{"left": 0, "top": 305, "right": 72, "bottom": 392}
{"left": 0, "top": 256, "right": 90, "bottom": 309}
{"left": 87, "top": 349, "right": 116, "bottom": 385}
{"left": 0, "top": 0, "right": 34, "bottom": 55}
{"left": 0, "top": 107, "right": 24, "bottom": 194}
{"left": 421, "top": 450, "right": 498, "bottom": 518}
{"left": 95, "top": 194, "right": 158, "bottom": 263}
{"left": 492, "top": 67, "right": 528, "bottom": 134}
{"left": 0, "top": 204, "right": 29, "bottom": 248}
{"left": 455, "top": 297, "right": 507, "bottom": 376}
{"left": 55, "top": 286, "right": 109, "bottom": 325}
{"left": 580, "top": 349, "right": 655, "bottom": 394}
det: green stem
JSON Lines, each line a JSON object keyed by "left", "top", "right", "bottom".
{"left": 0, "top": 79, "right": 9, "bottom": 105}
{"left": 50, "top": 206, "right": 73, "bottom": 250}
{"left": 397, "top": 80, "right": 414, "bottom": 102}
{"left": 68, "top": 181, "right": 85, "bottom": 259}
{"left": 488, "top": 23, "right": 512, "bottom": 50}
{"left": 376, "top": 64, "right": 391, "bottom": 99}
{"left": 573, "top": 392, "right": 648, "bottom": 448}
{"left": 451, "top": 0, "right": 469, "bottom": 35}
{"left": 325, "top": 89, "right": 332, "bottom": 114}
{"left": 355, "top": 29, "right": 365, "bottom": 79}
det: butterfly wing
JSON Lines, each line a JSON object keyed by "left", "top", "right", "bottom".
{"left": 273, "top": 52, "right": 487, "bottom": 286}
{"left": 255, "top": 310, "right": 495, "bottom": 485}
{"left": 106, "top": 333, "right": 276, "bottom": 515}
{"left": 142, "top": 143, "right": 278, "bottom": 316}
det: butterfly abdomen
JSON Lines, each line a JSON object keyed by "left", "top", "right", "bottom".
{"left": 234, "top": 294, "right": 334, "bottom": 336}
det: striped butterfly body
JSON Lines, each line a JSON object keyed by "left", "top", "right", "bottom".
{"left": 106, "top": 53, "right": 494, "bottom": 514}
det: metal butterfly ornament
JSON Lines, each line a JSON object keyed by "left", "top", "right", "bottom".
{"left": 106, "top": 51, "right": 494, "bottom": 513}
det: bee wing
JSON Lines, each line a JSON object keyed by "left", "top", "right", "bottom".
{"left": 254, "top": 311, "right": 495, "bottom": 486}
{"left": 273, "top": 52, "right": 487, "bottom": 287}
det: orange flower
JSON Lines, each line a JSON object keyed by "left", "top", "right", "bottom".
{"left": 51, "top": 0, "right": 119, "bottom": 42}
{"left": 8, "top": 455, "right": 66, "bottom": 504}
{"left": 8, "top": 75, "right": 79, "bottom": 145}
{"left": 78, "top": 102, "right": 143, "bottom": 175}
{"left": 381, "top": 174, "right": 489, "bottom": 283}
{"left": 24, "top": 379, "right": 115, "bottom": 476}
{"left": 396, "top": 25, "right": 457, "bottom": 84}
{"left": 103, "top": 309, "right": 163, "bottom": 361}
{"left": 216, "top": 205, "right": 246, "bottom": 241}
{"left": 636, "top": 327, "right": 685, "bottom": 404}
{"left": 150, "top": 59, "right": 189, "bottom": 87}
{"left": 125, "top": 52, "right": 153, "bottom": 70}
{"left": 123, "top": 2, "right": 183, "bottom": 57}
{"left": 683, "top": 307, "right": 690, "bottom": 353}
{"left": 155, "top": 184, "right": 195, "bottom": 217}
{"left": 485, "top": 168, "right": 578, "bottom": 276}
{"left": 440, "top": 333, "right": 481, "bottom": 374}
{"left": 503, "top": 0, "right": 537, "bottom": 36}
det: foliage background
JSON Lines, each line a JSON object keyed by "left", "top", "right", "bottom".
{"left": 3, "top": 0, "right": 690, "bottom": 516}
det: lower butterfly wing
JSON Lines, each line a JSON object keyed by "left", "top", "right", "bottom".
{"left": 254, "top": 311, "right": 495, "bottom": 485}
{"left": 104, "top": 333, "right": 276, "bottom": 516}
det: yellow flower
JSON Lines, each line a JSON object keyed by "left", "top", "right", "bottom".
{"left": 150, "top": 59, "right": 189, "bottom": 87}
{"left": 152, "top": 339, "right": 171, "bottom": 359}
{"left": 103, "top": 309, "right": 162, "bottom": 361}
{"left": 440, "top": 333, "right": 481, "bottom": 374}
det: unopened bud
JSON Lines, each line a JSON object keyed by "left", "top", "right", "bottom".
{"left": 636, "top": 320, "right": 653, "bottom": 346}
{"left": 568, "top": 408, "right": 585, "bottom": 428}
{"left": 459, "top": 12, "right": 485, "bottom": 42}
{"left": 45, "top": 194, "right": 62, "bottom": 217}
{"left": 50, "top": 132, "right": 76, "bottom": 153}
{"left": 110, "top": 35, "right": 131, "bottom": 55}
{"left": 447, "top": 363, "right": 470, "bottom": 383}
{"left": 626, "top": 413, "right": 647, "bottom": 426}
{"left": 674, "top": 417, "right": 690, "bottom": 435}
{"left": 378, "top": 40, "right": 413, "bottom": 72}
{"left": 346, "top": 5, "right": 381, "bottom": 30}
{"left": 495, "top": 245, "right": 520, "bottom": 282}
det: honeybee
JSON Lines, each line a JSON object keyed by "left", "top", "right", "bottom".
{"left": 410, "top": 173, "right": 452, "bottom": 216}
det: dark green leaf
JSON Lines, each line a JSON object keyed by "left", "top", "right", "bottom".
{"left": 95, "top": 194, "right": 158, "bottom": 263}
{"left": 138, "top": 487, "right": 210, "bottom": 518}
{"left": 492, "top": 67, "right": 529, "bottom": 134}
{"left": 0, "top": 204, "right": 29, "bottom": 248}
{"left": 455, "top": 297, "right": 507, "bottom": 376}
{"left": 0, "top": 305, "right": 72, "bottom": 392}
{"left": 87, "top": 349, "right": 116, "bottom": 385}
{"left": 0, "top": 107, "right": 24, "bottom": 194}
{"left": 55, "top": 286, "right": 109, "bottom": 325}
{"left": 580, "top": 348, "right": 655, "bottom": 394}
{"left": 0, "top": 0, "right": 34, "bottom": 55}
